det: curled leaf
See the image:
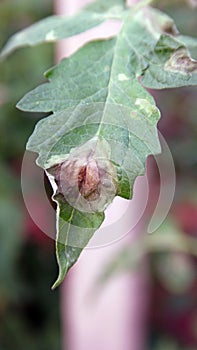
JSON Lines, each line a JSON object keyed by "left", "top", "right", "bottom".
{"left": 48, "top": 137, "right": 117, "bottom": 213}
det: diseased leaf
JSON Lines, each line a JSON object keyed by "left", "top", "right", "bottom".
{"left": 141, "top": 36, "right": 197, "bottom": 88}
{"left": 124, "top": 7, "right": 197, "bottom": 88}
{"left": 0, "top": 0, "right": 126, "bottom": 59}
{"left": 19, "top": 11, "right": 161, "bottom": 286}
{"left": 14, "top": 4, "right": 197, "bottom": 287}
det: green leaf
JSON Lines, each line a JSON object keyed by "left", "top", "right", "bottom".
{"left": 16, "top": 5, "right": 197, "bottom": 287}
{"left": 123, "top": 7, "right": 197, "bottom": 88}
{"left": 141, "top": 37, "right": 197, "bottom": 88}
{"left": 0, "top": 0, "right": 126, "bottom": 59}
{"left": 51, "top": 194, "right": 104, "bottom": 289}
{"left": 176, "top": 35, "right": 197, "bottom": 59}
{"left": 18, "top": 10, "right": 161, "bottom": 286}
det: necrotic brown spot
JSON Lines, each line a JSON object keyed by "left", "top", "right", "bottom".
{"left": 78, "top": 161, "right": 100, "bottom": 201}
{"left": 78, "top": 165, "right": 86, "bottom": 191}
{"left": 165, "top": 49, "right": 197, "bottom": 74}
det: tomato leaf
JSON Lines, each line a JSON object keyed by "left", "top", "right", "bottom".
{"left": 14, "top": 5, "right": 197, "bottom": 287}
{"left": 0, "top": 0, "right": 126, "bottom": 59}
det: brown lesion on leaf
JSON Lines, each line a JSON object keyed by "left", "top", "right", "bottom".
{"left": 53, "top": 158, "right": 102, "bottom": 202}
{"left": 46, "top": 137, "right": 118, "bottom": 212}
{"left": 165, "top": 49, "right": 197, "bottom": 74}
{"left": 78, "top": 166, "right": 86, "bottom": 191}
{"left": 77, "top": 160, "right": 100, "bottom": 201}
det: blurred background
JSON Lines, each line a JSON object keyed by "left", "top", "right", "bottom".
{"left": 0, "top": 1, "right": 60, "bottom": 349}
{"left": 0, "top": 0, "right": 196, "bottom": 349}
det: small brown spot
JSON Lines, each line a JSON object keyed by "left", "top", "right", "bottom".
{"left": 78, "top": 160, "right": 100, "bottom": 201}
{"left": 78, "top": 165, "right": 86, "bottom": 191}
{"left": 176, "top": 55, "right": 197, "bottom": 72}
{"left": 165, "top": 49, "right": 197, "bottom": 74}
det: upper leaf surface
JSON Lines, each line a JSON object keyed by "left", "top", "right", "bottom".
{"left": 19, "top": 9, "right": 161, "bottom": 286}
{"left": 124, "top": 7, "right": 197, "bottom": 88}
{"left": 16, "top": 5, "right": 197, "bottom": 286}
{"left": 51, "top": 193, "right": 104, "bottom": 289}
{"left": 0, "top": 0, "right": 126, "bottom": 59}
{"left": 23, "top": 27, "right": 161, "bottom": 192}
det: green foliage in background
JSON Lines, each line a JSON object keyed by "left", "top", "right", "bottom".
{"left": 0, "top": 1, "right": 61, "bottom": 349}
